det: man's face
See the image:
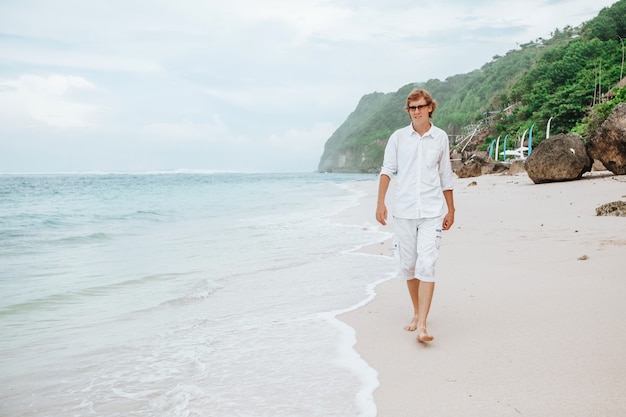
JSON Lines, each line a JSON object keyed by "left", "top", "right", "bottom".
{"left": 407, "top": 99, "right": 431, "bottom": 123}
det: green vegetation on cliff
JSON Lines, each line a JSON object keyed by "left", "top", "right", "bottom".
{"left": 318, "top": 0, "right": 626, "bottom": 173}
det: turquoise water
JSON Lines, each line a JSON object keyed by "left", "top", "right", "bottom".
{"left": 0, "top": 172, "right": 393, "bottom": 417}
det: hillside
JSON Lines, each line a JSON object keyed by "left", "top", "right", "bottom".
{"left": 318, "top": 0, "right": 626, "bottom": 173}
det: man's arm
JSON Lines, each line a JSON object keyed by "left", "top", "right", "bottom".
{"left": 376, "top": 174, "right": 391, "bottom": 225}
{"left": 442, "top": 189, "right": 455, "bottom": 230}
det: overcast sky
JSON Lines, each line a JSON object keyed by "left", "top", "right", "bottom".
{"left": 0, "top": 0, "right": 617, "bottom": 173}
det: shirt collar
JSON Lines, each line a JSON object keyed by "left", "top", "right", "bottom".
{"left": 409, "top": 123, "right": 434, "bottom": 139}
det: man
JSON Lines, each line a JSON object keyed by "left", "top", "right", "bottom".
{"left": 376, "top": 88, "right": 455, "bottom": 343}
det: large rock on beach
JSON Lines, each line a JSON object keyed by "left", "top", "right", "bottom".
{"left": 524, "top": 133, "right": 592, "bottom": 184}
{"left": 483, "top": 161, "right": 509, "bottom": 175}
{"left": 450, "top": 150, "right": 463, "bottom": 172}
{"left": 587, "top": 102, "right": 626, "bottom": 175}
{"left": 455, "top": 157, "right": 484, "bottom": 178}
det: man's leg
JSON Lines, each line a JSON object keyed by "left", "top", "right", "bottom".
{"left": 394, "top": 218, "right": 420, "bottom": 332}
{"left": 416, "top": 280, "right": 435, "bottom": 342}
{"left": 404, "top": 278, "right": 420, "bottom": 331}
{"left": 411, "top": 215, "right": 443, "bottom": 342}
{"left": 404, "top": 278, "right": 435, "bottom": 342}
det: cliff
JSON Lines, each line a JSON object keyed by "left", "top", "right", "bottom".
{"left": 318, "top": 85, "right": 414, "bottom": 173}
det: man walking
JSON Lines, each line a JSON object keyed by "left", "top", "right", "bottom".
{"left": 376, "top": 88, "right": 455, "bottom": 343}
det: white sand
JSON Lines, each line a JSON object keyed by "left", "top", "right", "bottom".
{"left": 340, "top": 171, "right": 626, "bottom": 417}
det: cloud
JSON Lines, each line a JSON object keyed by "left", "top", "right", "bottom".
{"left": 268, "top": 122, "right": 335, "bottom": 154}
{"left": 1, "top": 44, "right": 164, "bottom": 73}
{"left": 139, "top": 115, "right": 248, "bottom": 145}
{"left": 0, "top": 74, "right": 100, "bottom": 128}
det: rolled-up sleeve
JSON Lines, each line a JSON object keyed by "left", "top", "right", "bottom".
{"left": 380, "top": 132, "right": 398, "bottom": 179}
{"left": 438, "top": 132, "right": 455, "bottom": 191}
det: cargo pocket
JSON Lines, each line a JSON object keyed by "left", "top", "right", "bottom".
{"left": 392, "top": 236, "right": 400, "bottom": 262}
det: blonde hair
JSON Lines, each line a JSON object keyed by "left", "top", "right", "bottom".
{"left": 405, "top": 89, "right": 438, "bottom": 118}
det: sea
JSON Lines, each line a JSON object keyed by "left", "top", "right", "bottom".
{"left": 0, "top": 171, "right": 395, "bottom": 417}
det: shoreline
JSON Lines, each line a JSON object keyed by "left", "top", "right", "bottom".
{"left": 340, "top": 171, "right": 626, "bottom": 417}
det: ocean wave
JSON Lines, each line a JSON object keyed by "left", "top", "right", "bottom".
{"left": 0, "top": 273, "right": 199, "bottom": 318}
{"left": 55, "top": 232, "right": 112, "bottom": 244}
{"left": 0, "top": 290, "right": 81, "bottom": 317}
{"left": 91, "top": 209, "right": 173, "bottom": 224}
{"left": 0, "top": 169, "right": 268, "bottom": 176}
{"left": 156, "top": 279, "right": 223, "bottom": 309}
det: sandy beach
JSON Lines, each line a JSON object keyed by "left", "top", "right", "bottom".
{"left": 340, "top": 171, "right": 626, "bottom": 417}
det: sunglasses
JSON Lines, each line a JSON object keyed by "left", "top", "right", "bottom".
{"left": 408, "top": 104, "right": 430, "bottom": 112}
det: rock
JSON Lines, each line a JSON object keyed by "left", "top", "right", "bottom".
{"left": 482, "top": 161, "right": 509, "bottom": 174}
{"left": 507, "top": 160, "right": 526, "bottom": 175}
{"left": 450, "top": 150, "right": 463, "bottom": 172}
{"left": 595, "top": 201, "right": 626, "bottom": 217}
{"left": 592, "top": 159, "right": 607, "bottom": 171}
{"left": 455, "top": 158, "right": 483, "bottom": 178}
{"left": 455, "top": 155, "right": 527, "bottom": 178}
{"left": 587, "top": 102, "right": 626, "bottom": 175}
{"left": 524, "top": 133, "right": 592, "bottom": 184}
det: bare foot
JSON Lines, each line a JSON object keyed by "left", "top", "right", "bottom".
{"left": 404, "top": 316, "right": 419, "bottom": 332}
{"left": 417, "top": 327, "right": 434, "bottom": 343}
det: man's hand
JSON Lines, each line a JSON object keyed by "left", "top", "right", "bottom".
{"left": 376, "top": 204, "right": 388, "bottom": 225}
{"left": 442, "top": 210, "right": 455, "bottom": 230}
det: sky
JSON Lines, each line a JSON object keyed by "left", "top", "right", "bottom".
{"left": 0, "top": 0, "right": 618, "bottom": 173}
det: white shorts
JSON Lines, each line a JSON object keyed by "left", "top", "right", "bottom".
{"left": 393, "top": 216, "right": 443, "bottom": 282}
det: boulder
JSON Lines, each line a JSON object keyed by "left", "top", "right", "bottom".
{"left": 450, "top": 150, "right": 463, "bottom": 172}
{"left": 506, "top": 160, "right": 526, "bottom": 175}
{"left": 524, "top": 133, "right": 592, "bottom": 184}
{"left": 587, "top": 102, "right": 626, "bottom": 175}
{"left": 592, "top": 159, "right": 607, "bottom": 171}
{"left": 483, "top": 161, "right": 509, "bottom": 174}
{"left": 455, "top": 157, "right": 483, "bottom": 178}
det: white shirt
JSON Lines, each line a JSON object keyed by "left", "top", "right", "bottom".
{"left": 380, "top": 123, "right": 454, "bottom": 219}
